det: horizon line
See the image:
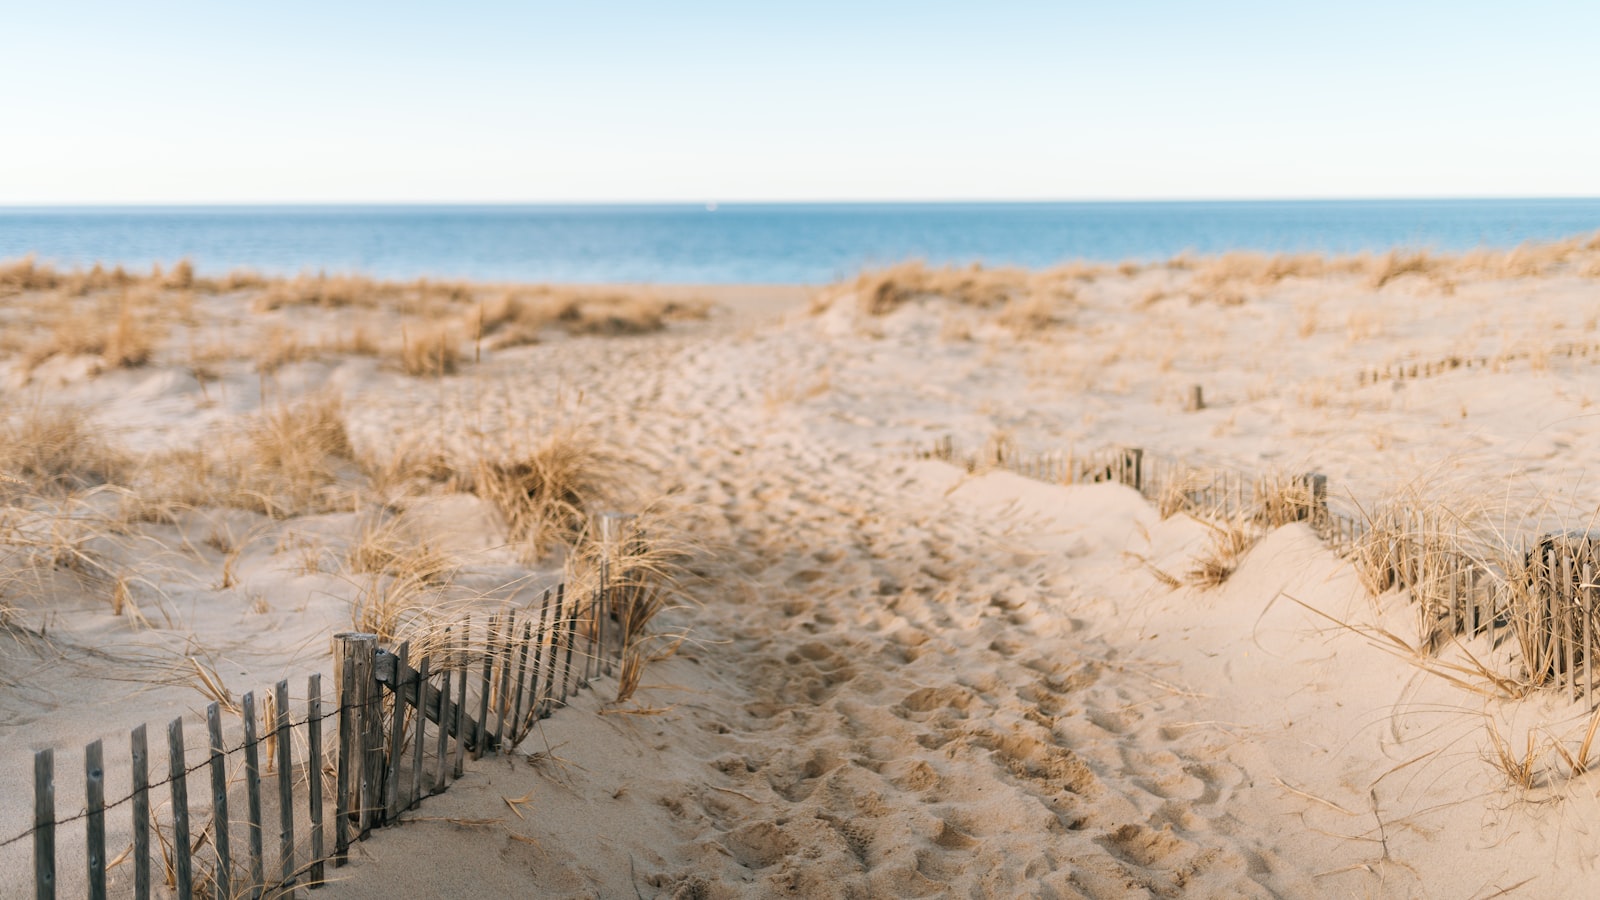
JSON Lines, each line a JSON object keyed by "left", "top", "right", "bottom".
{"left": 4, "top": 195, "right": 1600, "bottom": 210}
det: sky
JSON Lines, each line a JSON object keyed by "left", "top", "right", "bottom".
{"left": 1, "top": 1, "right": 1597, "bottom": 204}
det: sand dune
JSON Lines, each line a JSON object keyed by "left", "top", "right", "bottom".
{"left": 6, "top": 257, "right": 1600, "bottom": 897}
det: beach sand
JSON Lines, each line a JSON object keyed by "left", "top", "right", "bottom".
{"left": 5, "top": 252, "right": 1600, "bottom": 897}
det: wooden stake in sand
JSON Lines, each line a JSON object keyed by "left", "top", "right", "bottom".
{"left": 242, "top": 691, "right": 265, "bottom": 891}
{"left": 34, "top": 748, "right": 54, "bottom": 900}
{"left": 274, "top": 679, "right": 297, "bottom": 892}
{"left": 166, "top": 718, "right": 193, "bottom": 899}
{"left": 434, "top": 656, "right": 452, "bottom": 793}
{"left": 131, "top": 725, "right": 149, "bottom": 900}
{"left": 334, "top": 654, "right": 353, "bottom": 866}
{"left": 452, "top": 624, "right": 468, "bottom": 778}
{"left": 411, "top": 655, "right": 429, "bottom": 809}
{"left": 476, "top": 619, "right": 494, "bottom": 758}
{"left": 533, "top": 588, "right": 556, "bottom": 719}
{"left": 205, "top": 703, "right": 232, "bottom": 899}
{"left": 307, "top": 673, "right": 325, "bottom": 887}
{"left": 383, "top": 645, "right": 408, "bottom": 821}
{"left": 85, "top": 740, "right": 105, "bottom": 900}
{"left": 333, "top": 633, "right": 378, "bottom": 852}
{"left": 509, "top": 622, "right": 532, "bottom": 745}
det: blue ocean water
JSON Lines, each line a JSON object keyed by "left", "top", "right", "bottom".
{"left": 1, "top": 200, "right": 1598, "bottom": 285}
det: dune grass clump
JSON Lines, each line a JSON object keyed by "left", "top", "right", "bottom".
{"left": 351, "top": 570, "right": 443, "bottom": 644}
{"left": 467, "top": 427, "right": 623, "bottom": 558}
{"left": 0, "top": 404, "right": 130, "bottom": 494}
{"left": 0, "top": 255, "right": 63, "bottom": 295}
{"left": 1186, "top": 251, "right": 1342, "bottom": 304}
{"left": 559, "top": 509, "right": 691, "bottom": 704}
{"left": 254, "top": 272, "right": 389, "bottom": 311}
{"left": 1367, "top": 249, "right": 1438, "bottom": 289}
{"left": 346, "top": 512, "right": 455, "bottom": 584}
{"left": 817, "top": 261, "right": 1037, "bottom": 317}
{"left": 18, "top": 289, "right": 161, "bottom": 371}
{"left": 1185, "top": 516, "right": 1257, "bottom": 588}
{"left": 219, "top": 392, "right": 356, "bottom": 517}
{"left": 398, "top": 325, "right": 462, "bottom": 376}
{"left": 476, "top": 289, "right": 709, "bottom": 349}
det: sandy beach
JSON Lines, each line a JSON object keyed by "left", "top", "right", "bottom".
{"left": 6, "top": 242, "right": 1600, "bottom": 898}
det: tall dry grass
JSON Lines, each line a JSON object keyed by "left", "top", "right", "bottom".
{"left": 814, "top": 229, "right": 1600, "bottom": 323}
{"left": 211, "top": 392, "right": 357, "bottom": 518}
{"left": 466, "top": 426, "right": 625, "bottom": 558}
{"left": 0, "top": 404, "right": 130, "bottom": 494}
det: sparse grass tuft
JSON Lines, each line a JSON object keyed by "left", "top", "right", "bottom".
{"left": 346, "top": 512, "right": 456, "bottom": 585}
{"left": 221, "top": 392, "right": 355, "bottom": 517}
{"left": 468, "top": 427, "right": 623, "bottom": 557}
{"left": 1185, "top": 516, "right": 1257, "bottom": 588}
{"left": 0, "top": 404, "right": 130, "bottom": 493}
{"left": 399, "top": 325, "right": 461, "bottom": 376}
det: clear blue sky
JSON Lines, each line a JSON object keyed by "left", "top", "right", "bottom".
{"left": 2, "top": 1, "right": 1596, "bottom": 203}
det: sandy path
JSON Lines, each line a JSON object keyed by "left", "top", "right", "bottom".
{"left": 320, "top": 314, "right": 1318, "bottom": 898}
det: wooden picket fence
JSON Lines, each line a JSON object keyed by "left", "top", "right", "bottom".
{"left": 17, "top": 514, "right": 650, "bottom": 898}
{"left": 923, "top": 437, "right": 1600, "bottom": 701}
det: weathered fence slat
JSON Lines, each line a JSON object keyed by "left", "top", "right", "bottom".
{"left": 1585, "top": 563, "right": 1596, "bottom": 700}
{"left": 34, "top": 748, "right": 54, "bottom": 900}
{"left": 166, "top": 718, "right": 193, "bottom": 899}
{"left": 495, "top": 611, "right": 516, "bottom": 750}
{"left": 411, "top": 655, "right": 429, "bottom": 808}
{"left": 242, "top": 691, "right": 265, "bottom": 892}
{"left": 334, "top": 653, "right": 353, "bottom": 867}
{"left": 534, "top": 586, "right": 560, "bottom": 717}
{"left": 434, "top": 663, "right": 452, "bottom": 793}
{"left": 275, "top": 679, "right": 298, "bottom": 892}
{"left": 359, "top": 638, "right": 384, "bottom": 842}
{"left": 85, "top": 739, "right": 105, "bottom": 900}
{"left": 131, "top": 725, "right": 150, "bottom": 900}
{"left": 384, "top": 643, "right": 409, "bottom": 821}
{"left": 1563, "top": 552, "right": 1577, "bottom": 695}
{"left": 581, "top": 589, "right": 598, "bottom": 685}
{"left": 307, "top": 672, "right": 326, "bottom": 888}
{"left": 475, "top": 616, "right": 495, "bottom": 759}
{"left": 560, "top": 585, "right": 578, "bottom": 705}
{"left": 510, "top": 620, "right": 532, "bottom": 742}
{"left": 205, "top": 703, "right": 233, "bottom": 899}
{"left": 452, "top": 624, "right": 468, "bottom": 778}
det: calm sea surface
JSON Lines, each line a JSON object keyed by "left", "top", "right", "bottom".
{"left": 1, "top": 200, "right": 1598, "bottom": 285}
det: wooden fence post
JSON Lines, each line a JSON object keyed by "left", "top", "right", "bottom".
{"left": 1121, "top": 448, "right": 1144, "bottom": 494}
{"left": 452, "top": 624, "right": 468, "bottom": 778}
{"left": 384, "top": 644, "right": 409, "bottom": 821}
{"left": 334, "top": 652, "right": 353, "bottom": 867}
{"left": 411, "top": 655, "right": 429, "bottom": 809}
{"left": 205, "top": 703, "right": 232, "bottom": 899}
{"left": 535, "top": 588, "right": 557, "bottom": 719}
{"left": 307, "top": 672, "right": 325, "bottom": 888}
{"left": 85, "top": 740, "right": 105, "bottom": 900}
{"left": 333, "top": 632, "right": 379, "bottom": 842}
{"left": 166, "top": 719, "right": 193, "bottom": 899}
{"left": 434, "top": 661, "right": 452, "bottom": 793}
{"left": 34, "top": 748, "right": 54, "bottom": 900}
{"left": 509, "top": 622, "right": 532, "bottom": 743}
{"left": 274, "top": 679, "right": 297, "bottom": 894}
{"left": 560, "top": 586, "right": 578, "bottom": 706}
{"left": 476, "top": 617, "right": 495, "bottom": 758}
{"left": 494, "top": 614, "right": 515, "bottom": 751}
{"left": 242, "top": 691, "right": 265, "bottom": 893}
{"left": 131, "top": 725, "right": 150, "bottom": 900}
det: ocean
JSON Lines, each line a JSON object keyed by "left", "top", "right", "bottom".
{"left": 1, "top": 199, "right": 1598, "bottom": 285}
